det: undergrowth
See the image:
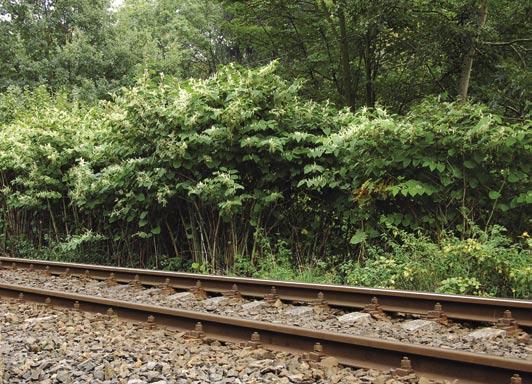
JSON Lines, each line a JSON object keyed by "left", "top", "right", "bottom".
{"left": 5, "top": 224, "right": 530, "bottom": 299}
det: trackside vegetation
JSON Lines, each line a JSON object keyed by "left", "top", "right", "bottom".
{"left": 0, "top": 63, "right": 530, "bottom": 298}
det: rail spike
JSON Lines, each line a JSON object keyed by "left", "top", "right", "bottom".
{"left": 264, "top": 286, "right": 279, "bottom": 304}
{"left": 160, "top": 278, "right": 174, "bottom": 295}
{"left": 312, "top": 291, "right": 330, "bottom": 312}
{"left": 306, "top": 342, "right": 325, "bottom": 362}
{"left": 393, "top": 356, "right": 414, "bottom": 377}
{"left": 129, "top": 274, "right": 142, "bottom": 289}
{"left": 106, "top": 307, "right": 118, "bottom": 319}
{"left": 146, "top": 315, "right": 156, "bottom": 330}
{"left": 106, "top": 272, "right": 117, "bottom": 287}
{"left": 80, "top": 270, "right": 91, "bottom": 281}
{"left": 186, "top": 321, "right": 205, "bottom": 339}
{"left": 60, "top": 268, "right": 71, "bottom": 278}
{"left": 425, "top": 302, "right": 449, "bottom": 326}
{"left": 363, "top": 297, "right": 389, "bottom": 321}
{"left": 188, "top": 280, "right": 207, "bottom": 300}
{"left": 496, "top": 310, "right": 520, "bottom": 336}
{"left": 223, "top": 283, "right": 243, "bottom": 301}
{"left": 247, "top": 332, "right": 262, "bottom": 349}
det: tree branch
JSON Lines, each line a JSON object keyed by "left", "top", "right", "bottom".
{"left": 480, "top": 38, "right": 532, "bottom": 46}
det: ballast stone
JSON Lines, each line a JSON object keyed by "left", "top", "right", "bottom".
{"left": 401, "top": 319, "right": 440, "bottom": 333}
{"left": 285, "top": 306, "right": 314, "bottom": 316}
{"left": 320, "top": 356, "right": 339, "bottom": 369}
{"left": 24, "top": 315, "right": 57, "bottom": 324}
{"left": 466, "top": 327, "right": 506, "bottom": 341}
{"left": 203, "top": 296, "right": 228, "bottom": 306}
{"left": 336, "top": 312, "right": 373, "bottom": 325}
{"left": 113, "top": 284, "right": 130, "bottom": 290}
{"left": 241, "top": 300, "right": 265, "bottom": 310}
{"left": 171, "top": 292, "right": 194, "bottom": 301}
{"left": 55, "top": 371, "right": 71, "bottom": 384}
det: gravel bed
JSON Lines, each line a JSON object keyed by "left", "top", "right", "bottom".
{"left": 0, "top": 298, "right": 455, "bottom": 384}
{"left": 1, "top": 269, "right": 530, "bottom": 361}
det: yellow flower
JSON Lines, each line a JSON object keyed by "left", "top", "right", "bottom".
{"left": 522, "top": 231, "right": 529, "bottom": 238}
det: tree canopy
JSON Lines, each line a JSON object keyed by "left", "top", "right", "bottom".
{"left": 0, "top": 0, "right": 529, "bottom": 114}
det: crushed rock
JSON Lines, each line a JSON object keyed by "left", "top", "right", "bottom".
{"left": 0, "top": 298, "right": 454, "bottom": 383}
{"left": 1, "top": 269, "right": 529, "bottom": 361}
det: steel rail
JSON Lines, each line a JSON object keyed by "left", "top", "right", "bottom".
{"left": 0, "top": 282, "right": 530, "bottom": 384}
{"left": 1, "top": 256, "right": 531, "bottom": 328}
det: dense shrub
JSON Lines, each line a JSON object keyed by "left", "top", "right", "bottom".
{"left": 0, "top": 63, "right": 530, "bottom": 297}
{"left": 342, "top": 226, "right": 531, "bottom": 298}
{"left": 309, "top": 99, "right": 531, "bottom": 243}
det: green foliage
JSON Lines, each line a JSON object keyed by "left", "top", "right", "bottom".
{"left": 224, "top": 0, "right": 530, "bottom": 115}
{"left": 312, "top": 98, "right": 531, "bottom": 238}
{"left": 0, "top": 62, "right": 529, "bottom": 297}
{"left": 114, "top": 0, "right": 228, "bottom": 79}
{"left": 342, "top": 226, "right": 531, "bottom": 298}
{"left": 1, "top": 1, "right": 529, "bottom": 114}
{"left": 9, "top": 230, "right": 107, "bottom": 264}
{"left": 0, "top": 0, "right": 118, "bottom": 100}
{"left": 233, "top": 233, "right": 339, "bottom": 284}
{"left": 0, "top": 0, "right": 232, "bottom": 100}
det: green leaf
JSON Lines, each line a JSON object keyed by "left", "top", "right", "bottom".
{"left": 488, "top": 190, "right": 501, "bottom": 200}
{"left": 468, "top": 178, "right": 478, "bottom": 188}
{"left": 508, "top": 171, "right": 522, "bottom": 183}
{"left": 389, "top": 185, "right": 400, "bottom": 197}
{"left": 504, "top": 137, "right": 516, "bottom": 147}
{"left": 463, "top": 160, "right": 475, "bottom": 169}
{"left": 475, "top": 116, "right": 490, "bottom": 130}
{"left": 350, "top": 230, "right": 367, "bottom": 245}
{"left": 151, "top": 226, "right": 161, "bottom": 235}
{"left": 498, "top": 203, "right": 509, "bottom": 212}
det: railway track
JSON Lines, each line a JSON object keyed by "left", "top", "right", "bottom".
{"left": 1, "top": 256, "right": 531, "bottom": 328}
{"left": 0, "top": 282, "right": 530, "bottom": 384}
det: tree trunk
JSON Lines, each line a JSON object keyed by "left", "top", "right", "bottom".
{"left": 338, "top": 5, "right": 355, "bottom": 109}
{"left": 458, "top": 1, "right": 488, "bottom": 103}
{"left": 362, "top": 23, "right": 378, "bottom": 108}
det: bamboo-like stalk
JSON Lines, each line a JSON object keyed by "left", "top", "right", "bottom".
{"left": 47, "top": 199, "right": 60, "bottom": 243}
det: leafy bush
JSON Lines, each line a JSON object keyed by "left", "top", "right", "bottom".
{"left": 342, "top": 225, "right": 531, "bottom": 298}
{"left": 0, "top": 63, "right": 530, "bottom": 297}
{"left": 7, "top": 230, "right": 108, "bottom": 265}
{"left": 233, "top": 235, "right": 339, "bottom": 284}
{"left": 306, "top": 99, "right": 531, "bottom": 248}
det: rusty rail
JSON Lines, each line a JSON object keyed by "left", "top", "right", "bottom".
{"left": 0, "top": 282, "right": 530, "bottom": 384}
{"left": 1, "top": 256, "right": 531, "bottom": 328}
